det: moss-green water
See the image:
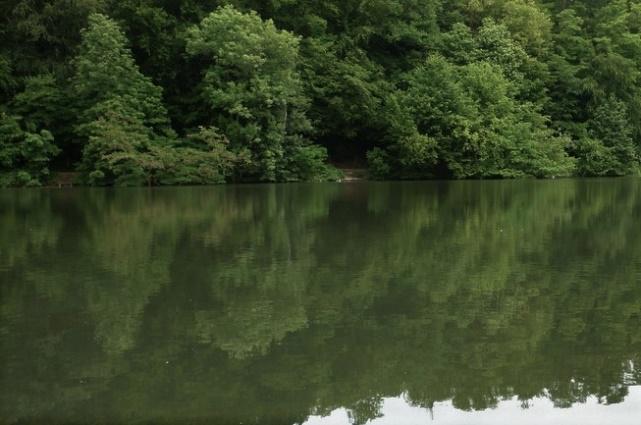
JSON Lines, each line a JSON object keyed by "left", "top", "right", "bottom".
{"left": 1, "top": 179, "right": 640, "bottom": 424}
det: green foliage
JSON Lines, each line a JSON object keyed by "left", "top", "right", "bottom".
{"left": 77, "top": 99, "right": 238, "bottom": 186}
{"left": 284, "top": 143, "right": 342, "bottom": 182}
{"left": 546, "top": 9, "right": 593, "bottom": 137}
{"left": 367, "top": 148, "right": 393, "bottom": 180}
{"left": 71, "top": 14, "right": 197, "bottom": 187}
{"left": 1, "top": 0, "right": 641, "bottom": 183}
{"left": 0, "top": 113, "right": 59, "bottom": 187}
{"left": 588, "top": 97, "right": 638, "bottom": 175}
{"left": 77, "top": 97, "right": 158, "bottom": 186}
{"left": 372, "top": 55, "right": 575, "bottom": 179}
{"left": 10, "top": 74, "right": 74, "bottom": 160}
{"left": 498, "top": 0, "right": 553, "bottom": 53}
{"left": 72, "top": 13, "right": 171, "bottom": 138}
{"left": 0, "top": 54, "right": 17, "bottom": 102}
{"left": 367, "top": 131, "right": 439, "bottom": 180}
{"left": 572, "top": 97, "right": 639, "bottom": 177}
{"left": 573, "top": 137, "right": 621, "bottom": 177}
{"left": 153, "top": 127, "right": 238, "bottom": 185}
{"left": 11, "top": 74, "right": 66, "bottom": 131}
{"left": 0, "top": 0, "right": 104, "bottom": 86}
{"left": 185, "top": 6, "right": 332, "bottom": 182}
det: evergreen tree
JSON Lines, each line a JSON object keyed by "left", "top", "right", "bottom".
{"left": 72, "top": 13, "right": 171, "bottom": 138}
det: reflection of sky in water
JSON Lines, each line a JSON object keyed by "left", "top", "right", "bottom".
{"left": 304, "top": 386, "right": 641, "bottom": 425}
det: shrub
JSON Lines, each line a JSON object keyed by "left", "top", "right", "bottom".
{"left": 0, "top": 113, "right": 59, "bottom": 187}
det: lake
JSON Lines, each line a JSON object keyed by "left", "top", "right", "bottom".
{"left": 1, "top": 179, "right": 640, "bottom": 424}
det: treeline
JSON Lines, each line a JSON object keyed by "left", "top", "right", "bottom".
{"left": 1, "top": 0, "right": 640, "bottom": 186}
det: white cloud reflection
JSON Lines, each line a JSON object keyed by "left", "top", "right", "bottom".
{"left": 303, "top": 386, "right": 641, "bottom": 425}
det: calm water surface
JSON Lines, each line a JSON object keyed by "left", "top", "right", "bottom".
{"left": 1, "top": 179, "right": 641, "bottom": 424}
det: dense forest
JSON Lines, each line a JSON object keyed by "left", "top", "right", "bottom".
{"left": 1, "top": 0, "right": 640, "bottom": 186}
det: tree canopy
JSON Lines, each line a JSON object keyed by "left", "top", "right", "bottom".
{"left": 1, "top": 0, "right": 640, "bottom": 185}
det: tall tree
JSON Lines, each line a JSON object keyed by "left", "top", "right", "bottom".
{"left": 71, "top": 13, "right": 171, "bottom": 138}
{"left": 70, "top": 13, "right": 172, "bottom": 185}
{"left": 186, "top": 5, "right": 333, "bottom": 182}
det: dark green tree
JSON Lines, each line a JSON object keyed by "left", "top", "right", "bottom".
{"left": 0, "top": 112, "right": 59, "bottom": 186}
{"left": 574, "top": 96, "right": 639, "bottom": 176}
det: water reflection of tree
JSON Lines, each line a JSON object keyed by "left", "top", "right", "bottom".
{"left": 1, "top": 179, "right": 640, "bottom": 424}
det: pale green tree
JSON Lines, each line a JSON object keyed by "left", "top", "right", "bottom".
{"left": 72, "top": 13, "right": 171, "bottom": 137}
{"left": 186, "top": 5, "right": 334, "bottom": 182}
